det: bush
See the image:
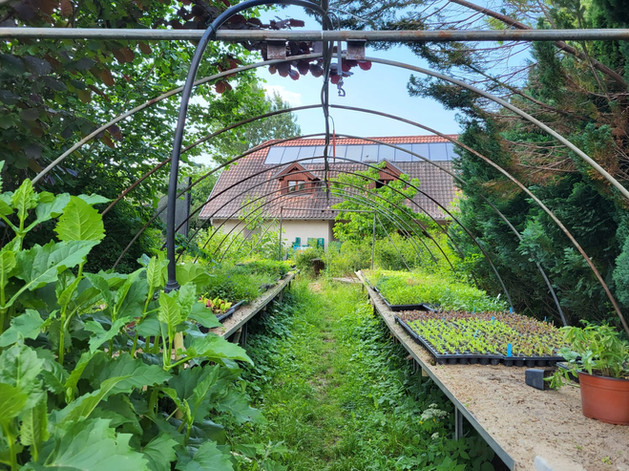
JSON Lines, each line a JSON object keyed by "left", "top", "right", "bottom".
{"left": 324, "top": 240, "right": 371, "bottom": 276}
{"left": 293, "top": 247, "right": 325, "bottom": 275}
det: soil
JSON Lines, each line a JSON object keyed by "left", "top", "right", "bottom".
{"left": 360, "top": 273, "right": 629, "bottom": 471}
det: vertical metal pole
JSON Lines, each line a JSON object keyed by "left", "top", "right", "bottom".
{"left": 278, "top": 206, "right": 283, "bottom": 261}
{"left": 454, "top": 408, "right": 464, "bottom": 440}
{"left": 371, "top": 210, "right": 376, "bottom": 270}
{"left": 183, "top": 177, "right": 191, "bottom": 238}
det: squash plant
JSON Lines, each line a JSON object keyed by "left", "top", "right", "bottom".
{"left": 0, "top": 174, "right": 258, "bottom": 470}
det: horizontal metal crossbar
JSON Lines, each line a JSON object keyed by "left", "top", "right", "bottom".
{"left": 1, "top": 27, "right": 629, "bottom": 41}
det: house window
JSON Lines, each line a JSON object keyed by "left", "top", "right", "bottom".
{"left": 288, "top": 181, "right": 305, "bottom": 192}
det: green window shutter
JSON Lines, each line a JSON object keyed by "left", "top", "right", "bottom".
{"left": 317, "top": 238, "right": 324, "bottom": 249}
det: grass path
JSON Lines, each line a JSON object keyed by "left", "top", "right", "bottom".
{"left": 231, "top": 278, "right": 494, "bottom": 470}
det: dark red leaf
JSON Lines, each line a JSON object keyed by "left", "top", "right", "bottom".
{"left": 330, "top": 74, "right": 340, "bottom": 84}
{"left": 309, "top": 64, "right": 323, "bottom": 77}
{"left": 288, "top": 69, "right": 299, "bottom": 80}
{"left": 288, "top": 19, "right": 305, "bottom": 27}
{"left": 139, "top": 42, "right": 152, "bottom": 55}
{"left": 102, "top": 133, "right": 115, "bottom": 149}
{"left": 215, "top": 81, "right": 227, "bottom": 94}
{"left": 101, "top": 68, "right": 115, "bottom": 87}
{"left": 358, "top": 61, "right": 372, "bottom": 71}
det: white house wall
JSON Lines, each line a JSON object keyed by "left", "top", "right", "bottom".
{"left": 211, "top": 219, "right": 334, "bottom": 250}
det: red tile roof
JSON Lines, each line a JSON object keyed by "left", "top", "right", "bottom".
{"left": 199, "top": 136, "right": 458, "bottom": 222}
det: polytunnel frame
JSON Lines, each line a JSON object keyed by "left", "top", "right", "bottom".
{"left": 19, "top": 8, "right": 626, "bottom": 332}
{"left": 172, "top": 158, "right": 514, "bottom": 307}
{"left": 166, "top": 8, "right": 629, "bottom": 334}
{"left": 111, "top": 126, "right": 568, "bottom": 324}
{"left": 206, "top": 179, "right": 444, "bottom": 271}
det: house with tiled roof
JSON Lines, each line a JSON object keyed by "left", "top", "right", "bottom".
{"left": 199, "top": 135, "right": 459, "bottom": 251}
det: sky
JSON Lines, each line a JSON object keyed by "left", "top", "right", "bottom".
{"left": 256, "top": 5, "right": 461, "bottom": 139}
{"left": 258, "top": 44, "right": 462, "bottom": 139}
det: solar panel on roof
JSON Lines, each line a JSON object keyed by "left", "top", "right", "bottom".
{"left": 394, "top": 144, "right": 414, "bottom": 162}
{"left": 265, "top": 147, "right": 284, "bottom": 164}
{"left": 264, "top": 140, "right": 456, "bottom": 165}
{"left": 411, "top": 143, "right": 430, "bottom": 160}
{"left": 280, "top": 147, "right": 300, "bottom": 163}
{"left": 362, "top": 144, "right": 378, "bottom": 161}
{"left": 345, "top": 144, "right": 363, "bottom": 161}
{"left": 430, "top": 143, "right": 449, "bottom": 161}
{"left": 374, "top": 144, "right": 392, "bottom": 161}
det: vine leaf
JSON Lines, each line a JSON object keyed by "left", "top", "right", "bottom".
{"left": 55, "top": 196, "right": 105, "bottom": 242}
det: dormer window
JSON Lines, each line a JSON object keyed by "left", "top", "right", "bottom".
{"left": 275, "top": 162, "right": 319, "bottom": 195}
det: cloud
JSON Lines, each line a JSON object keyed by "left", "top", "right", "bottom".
{"left": 263, "top": 84, "right": 303, "bottom": 106}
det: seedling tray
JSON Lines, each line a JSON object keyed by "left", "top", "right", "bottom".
{"left": 395, "top": 316, "right": 564, "bottom": 367}
{"left": 216, "top": 300, "right": 245, "bottom": 322}
{"left": 383, "top": 296, "right": 438, "bottom": 312}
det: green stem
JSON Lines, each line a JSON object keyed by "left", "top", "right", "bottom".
{"left": 2, "top": 422, "right": 17, "bottom": 471}
{"left": 58, "top": 305, "right": 67, "bottom": 365}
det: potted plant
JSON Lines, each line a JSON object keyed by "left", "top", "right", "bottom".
{"left": 549, "top": 322, "right": 629, "bottom": 425}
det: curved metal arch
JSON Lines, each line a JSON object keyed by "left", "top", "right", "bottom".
{"left": 182, "top": 159, "right": 511, "bottom": 304}
{"left": 112, "top": 124, "right": 565, "bottom": 321}
{"left": 211, "top": 184, "right": 442, "bottom": 271}
{"left": 193, "top": 168, "right": 444, "bottom": 269}
{"left": 211, "top": 188, "right": 439, "bottom": 272}
{"left": 35, "top": 38, "right": 615, "bottom": 325}
{"left": 36, "top": 45, "right": 620, "bottom": 328}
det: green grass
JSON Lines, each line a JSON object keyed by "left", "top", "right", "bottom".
{"left": 231, "top": 278, "right": 496, "bottom": 471}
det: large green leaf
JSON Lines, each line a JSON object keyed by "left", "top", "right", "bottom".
{"left": 65, "top": 351, "right": 102, "bottom": 401}
{"left": 146, "top": 256, "right": 167, "bottom": 294}
{"left": 57, "top": 376, "right": 129, "bottom": 424}
{"left": 84, "top": 318, "right": 127, "bottom": 352}
{"left": 20, "top": 395, "right": 49, "bottom": 459}
{"left": 12, "top": 179, "right": 37, "bottom": 228}
{"left": 85, "top": 353, "right": 171, "bottom": 394}
{"left": 11, "top": 240, "right": 96, "bottom": 306}
{"left": 41, "top": 418, "right": 149, "bottom": 470}
{"left": 0, "top": 343, "right": 43, "bottom": 395}
{"left": 175, "top": 441, "right": 233, "bottom": 471}
{"left": 0, "top": 383, "right": 28, "bottom": 425}
{"left": 188, "top": 302, "right": 221, "bottom": 329}
{"left": 142, "top": 433, "right": 178, "bottom": 471}
{"left": 0, "top": 310, "right": 44, "bottom": 347}
{"left": 84, "top": 272, "right": 114, "bottom": 310}
{"left": 33, "top": 192, "right": 70, "bottom": 226}
{"left": 0, "top": 248, "right": 16, "bottom": 290}
{"left": 36, "top": 349, "right": 68, "bottom": 395}
{"left": 77, "top": 194, "right": 110, "bottom": 206}
{"left": 158, "top": 291, "right": 185, "bottom": 331}
{"left": 175, "top": 263, "right": 210, "bottom": 290}
{"left": 186, "top": 336, "right": 253, "bottom": 365}
{"left": 55, "top": 195, "right": 105, "bottom": 242}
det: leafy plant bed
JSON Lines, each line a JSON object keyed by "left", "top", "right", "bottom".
{"left": 395, "top": 310, "right": 566, "bottom": 366}
{"left": 363, "top": 269, "right": 508, "bottom": 312}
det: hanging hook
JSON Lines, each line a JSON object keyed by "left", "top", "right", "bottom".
{"left": 337, "top": 78, "right": 346, "bottom": 97}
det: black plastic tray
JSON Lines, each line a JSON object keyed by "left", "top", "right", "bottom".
{"left": 216, "top": 300, "right": 245, "bottom": 322}
{"left": 395, "top": 316, "right": 564, "bottom": 367}
{"left": 383, "top": 297, "right": 438, "bottom": 312}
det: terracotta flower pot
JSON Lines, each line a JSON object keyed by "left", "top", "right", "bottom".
{"left": 578, "top": 372, "right": 629, "bottom": 425}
